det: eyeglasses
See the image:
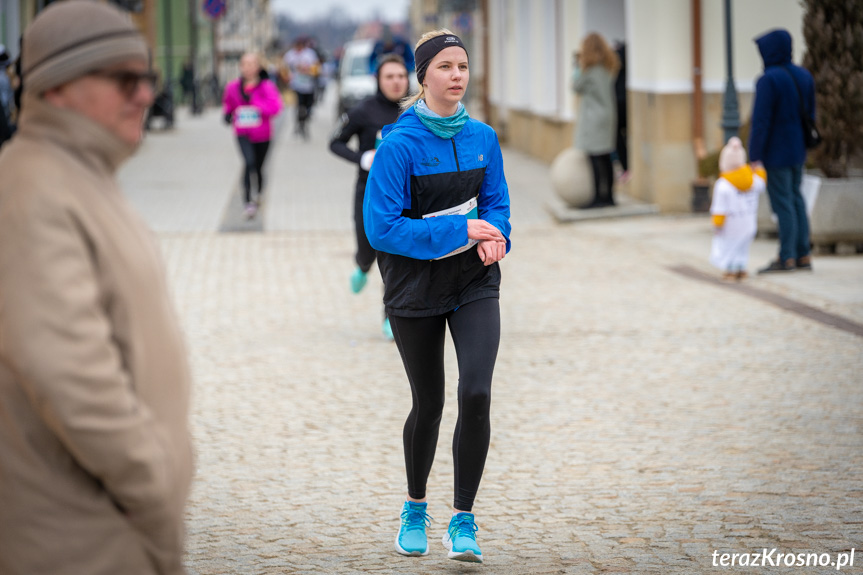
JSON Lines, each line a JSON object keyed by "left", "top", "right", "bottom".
{"left": 90, "top": 69, "right": 158, "bottom": 98}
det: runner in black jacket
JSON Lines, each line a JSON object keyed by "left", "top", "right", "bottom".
{"left": 329, "top": 54, "right": 409, "bottom": 338}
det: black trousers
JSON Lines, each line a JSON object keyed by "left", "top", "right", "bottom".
{"left": 237, "top": 137, "right": 270, "bottom": 204}
{"left": 589, "top": 153, "right": 615, "bottom": 205}
{"left": 296, "top": 92, "right": 315, "bottom": 128}
{"left": 388, "top": 297, "right": 500, "bottom": 512}
{"left": 615, "top": 122, "right": 628, "bottom": 172}
{"left": 353, "top": 178, "right": 376, "bottom": 272}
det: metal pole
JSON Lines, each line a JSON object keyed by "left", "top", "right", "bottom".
{"left": 211, "top": 17, "right": 220, "bottom": 103}
{"left": 720, "top": 0, "right": 740, "bottom": 143}
{"left": 189, "top": 0, "right": 202, "bottom": 114}
{"left": 163, "top": 0, "right": 173, "bottom": 94}
{"left": 161, "top": 0, "right": 175, "bottom": 126}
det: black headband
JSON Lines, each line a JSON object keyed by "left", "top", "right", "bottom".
{"left": 415, "top": 34, "right": 468, "bottom": 86}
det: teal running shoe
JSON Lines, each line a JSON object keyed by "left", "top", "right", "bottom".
{"left": 442, "top": 512, "right": 483, "bottom": 563}
{"left": 382, "top": 317, "right": 393, "bottom": 341}
{"left": 350, "top": 268, "right": 367, "bottom": 294}
{"left": 395, "top": 501, "right": 432, "bottom": 557}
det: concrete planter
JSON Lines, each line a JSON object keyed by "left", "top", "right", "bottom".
{"left": 692, "top": 179, "right": 711, "bottom": 213}
{"left": 757, "top": 173, "right": 863, "bottom": 249}
{"left": 547, "top": 147, "right": 659, "bottom": 222}
{"left": 550, "top": 147, "right": 592, "bottom": 208}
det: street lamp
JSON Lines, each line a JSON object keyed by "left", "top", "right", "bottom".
{"left": 720, "top": 0, "right": 740, "bottom": 143}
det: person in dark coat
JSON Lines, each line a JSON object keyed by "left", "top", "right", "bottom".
{"left": 179, "top": 59, "right": 194, "bottom": 105}
{"left": 329, "top": 53, "right": 409, "bottom": 339}
{"left": 613, "top": 41, "right": 628, "bottom": 182}
{"left": 748, "top": 28, "right": 816, "bottom": 274}
{"left": 369, "top": 24, "right": 415, "bottom": 73}
{"left": 0, "top": 45, "right": 14, "bottom": 148}
{"left": 0, "top": 106, "right": 11, "bottom": 149}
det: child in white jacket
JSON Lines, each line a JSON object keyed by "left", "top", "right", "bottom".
{"left": 710, "top": 137, "right": 766, "bottom": 280}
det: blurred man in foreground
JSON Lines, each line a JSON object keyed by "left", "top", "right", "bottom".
{"left": 0, "top": 2, "right": 194, "bottom": 573}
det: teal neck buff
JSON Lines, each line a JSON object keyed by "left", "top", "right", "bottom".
{"left": 414, "top": 99, "right": 469, "bottom": 139}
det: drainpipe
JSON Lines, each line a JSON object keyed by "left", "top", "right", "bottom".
{"left": 480, "top": 0, "right": 490, "bottom": 123}
{"left": 692, "top": 0, "right": 706, "bottom": 161}
{"left": 691, "top": 0, "right": 710, "bottom": 212}
{"left": 555, "top": 0, "right": 563, "bottom": 118}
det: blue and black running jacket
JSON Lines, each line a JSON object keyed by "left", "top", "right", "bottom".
{"left": 364, "top": 105, "right": 511, "bottom": 317}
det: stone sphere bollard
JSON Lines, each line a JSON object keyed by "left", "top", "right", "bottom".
{"left": 550, "top": 147, "right": 593, "bottom": 208}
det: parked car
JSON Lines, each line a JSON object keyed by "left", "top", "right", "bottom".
{"left": 337, "top": 39, "right": 376, "bottom": 116}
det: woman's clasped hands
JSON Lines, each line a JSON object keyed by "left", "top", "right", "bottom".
{"left": 467, "top": 219, "right": 507, "bottom": 266}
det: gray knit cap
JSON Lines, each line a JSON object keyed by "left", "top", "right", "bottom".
{"left": 22, "top": 0, "right": 149, "bottom": 96}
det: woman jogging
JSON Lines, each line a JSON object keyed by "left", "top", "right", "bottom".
{"left": 329, "top": 54, "right": 409, "bottom": 339}
{"left": 364, "top": 29, "right": 511, "bottom": 564}
{"left": 223, "top": 52, "right": 283, "bottom": 218}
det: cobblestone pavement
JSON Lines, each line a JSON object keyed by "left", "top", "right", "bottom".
{"left": 120, "top": 93, "right": 863, "bottom": 574}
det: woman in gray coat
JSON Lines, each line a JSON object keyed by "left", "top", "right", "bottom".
{"left": 573, "top": 33, "right": 619, "bottom": 208}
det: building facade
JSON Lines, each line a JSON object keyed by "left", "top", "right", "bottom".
{"left": 411, "top": 0, "right": 807, "bottom": 212}
{"left": 217, "top": 0, "right": 276, "bottom": 83}
{"left": 0, "top": 0, "right": 246, "bottom": 104}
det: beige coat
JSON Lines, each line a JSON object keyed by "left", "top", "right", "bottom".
{"left": 0, "top": 96, "right": 194, "bottom": 575}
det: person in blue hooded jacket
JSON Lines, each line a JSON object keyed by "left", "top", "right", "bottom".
{"left": 364, "top": 28, "right": 511, "bottom": 565}
{"left": 748, "top": 28, "right": 816, "bottom": 274}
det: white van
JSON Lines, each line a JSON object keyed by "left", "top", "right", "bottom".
{"left": 337, "top": 39, "right": 376, "bottom": 116}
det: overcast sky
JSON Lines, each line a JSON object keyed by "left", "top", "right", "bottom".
{"left": 270, "top": 0, "right": 411, "bottom": 22}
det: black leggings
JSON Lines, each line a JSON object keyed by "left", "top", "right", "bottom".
{"left": 296, "top": 92, "right": 315, "bottom": 129}
{"left": 353, "top": 178, "right": 376, "bottom": 272}
{"left": 237, "top": 137, "right": 270, "bottom": 204}
{"left": 589, "top": 153, "right": 614, "bottom": 205}
{"left": 388, "top": 297, "right": 500, "bottom": 512}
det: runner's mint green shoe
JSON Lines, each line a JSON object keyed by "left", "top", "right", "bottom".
{"left": 395, "top": 501, "right": 432, "bottom": 556}
{"left": 442, "top": 512, "right": 483, "bottom": 563}
{"left": 350, "top": 268, "right": 367, "bottom": 294}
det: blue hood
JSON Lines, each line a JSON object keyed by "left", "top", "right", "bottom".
{"left": 755, "top": 29, "right": 792, "bottom": 67}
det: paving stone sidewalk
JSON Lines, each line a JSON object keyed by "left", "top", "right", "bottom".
{"left": 121, "top": 95, "right": 862, "bottom": 574}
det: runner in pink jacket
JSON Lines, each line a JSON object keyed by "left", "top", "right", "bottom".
{"left": 223, "top": 52, "right": 283, "bottom": 218}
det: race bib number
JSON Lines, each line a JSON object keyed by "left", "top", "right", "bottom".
{"left": 422, "top": 196, "right": 479, "bottom": 260}
{"left": 235, "top": 106, "right": 262, "bottom": 128}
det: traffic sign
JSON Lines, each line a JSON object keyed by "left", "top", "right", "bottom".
{"left": 202, "top": 0, "right": 225, "bottom": 19}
